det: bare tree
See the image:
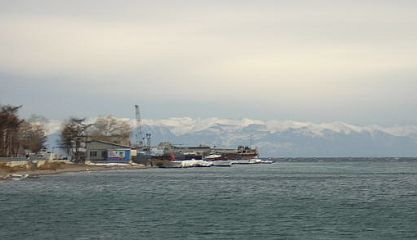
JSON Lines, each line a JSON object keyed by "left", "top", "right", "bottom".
{"left": 19, "top": 121, "right": 47, "bottom": 154}
{"left": 89, "top": 115, "right": 132, "bottom": 146}
{"left": 0, "top": 105, "right": 23, "bottom": 157}
{"left": 59, "top": 117, "right": 91, "bottom": 163}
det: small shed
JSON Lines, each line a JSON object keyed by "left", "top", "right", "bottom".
{"left": 86, "top": 140, "right": 132, "bottom": 163}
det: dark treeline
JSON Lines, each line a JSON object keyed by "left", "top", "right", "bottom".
{"left": 0, "top": 105, "right": 47, "bottom": 157}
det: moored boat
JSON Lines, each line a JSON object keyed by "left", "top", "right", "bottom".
{"left": 209, "top": 160, "right": 232, "bottom": 167}
{"left": 9, "top": 174, "right": 29, "bottom": 180}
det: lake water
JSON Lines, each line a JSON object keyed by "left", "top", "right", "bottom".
{"left": 1, "top": 160, "right": 417, "bottom": 239}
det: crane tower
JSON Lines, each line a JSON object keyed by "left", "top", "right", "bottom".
{"left": 135, "top": 105, "right": 144, "bottom": 148}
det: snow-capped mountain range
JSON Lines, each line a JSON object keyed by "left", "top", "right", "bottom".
{"left": 46, "top": 117, "right": 417, "bottom": 157}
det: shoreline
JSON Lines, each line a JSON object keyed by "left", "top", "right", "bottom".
{"left": 0, "top": 162, "right": 149, "bottom": 180}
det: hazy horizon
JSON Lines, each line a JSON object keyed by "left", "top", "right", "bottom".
{"left": 37, "top": 116, "right": 417, "bottom": 158}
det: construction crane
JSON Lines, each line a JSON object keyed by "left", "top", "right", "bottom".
{"left": 134, "top": 105, "right": 144, "bottom": 148}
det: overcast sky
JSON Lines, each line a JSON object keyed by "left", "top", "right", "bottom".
{"left": 1, "top": 0, "right": 417, "bottom": 125}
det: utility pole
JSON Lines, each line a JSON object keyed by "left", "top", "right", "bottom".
{"left": 146, "top": 133, "right": 151, "bottom": 153}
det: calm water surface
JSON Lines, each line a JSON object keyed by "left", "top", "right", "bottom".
{"left": 1, "top": 160, "right": 417, "bottom": 239}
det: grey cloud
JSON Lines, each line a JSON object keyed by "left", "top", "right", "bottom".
{"left": 1, "top": 0, "right": 417, "bottom": 125}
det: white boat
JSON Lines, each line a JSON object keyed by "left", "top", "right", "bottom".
{"left": 9, "top": 174, "right": 29, "bottom": 180}
{"left": 176, "top": 159, "right": 213, "bottom": 168}
{"left": 160, "top": 159, "right": 213, "bottom": 168}
{"left": 230, "top": 159, "right": 252, "bottom": 165}
{"left": 231, "top": 159, "right": 274, "bottom": 165}
{"left": 209, "top": 161, "right": 232, "bottom": 167}
{"left": 249, "top": 158, "right": 274, "bottom": 164}
{"left": 203, "top": 154, "right": 223, "bottom": 160}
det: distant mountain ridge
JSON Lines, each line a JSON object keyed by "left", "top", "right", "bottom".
{"left": 46, "top": 118, "right": 417, "bottom": 157}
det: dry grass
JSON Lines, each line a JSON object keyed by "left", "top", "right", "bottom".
{"left": 0, "top": 161, "right": 65, "bottom": 173}
{"left": 0, "top": 162, "right": 29, "bottom": 173}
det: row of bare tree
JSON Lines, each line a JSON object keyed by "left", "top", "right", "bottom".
{"left": 0, "top": 103, "right": 132, "bottom": 161}
{"left": 0, "top": 105, "right": 47, "bottom": 157}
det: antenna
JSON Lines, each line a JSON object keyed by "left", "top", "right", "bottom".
{"left": 135, "top": 105, "right": 143, "bottom": 148}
